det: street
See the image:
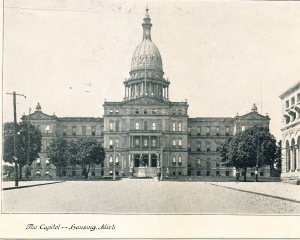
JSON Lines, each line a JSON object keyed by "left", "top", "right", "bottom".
{"left": 2, "top": 179, "right": 300, "bottom": 214}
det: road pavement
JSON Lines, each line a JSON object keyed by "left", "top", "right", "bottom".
{"left": 2, "top": 179, "right": 300, "bottom": 214}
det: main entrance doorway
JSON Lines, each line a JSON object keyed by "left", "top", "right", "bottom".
{"left": 133, "top": 154, "right": 158, "bottom": 177}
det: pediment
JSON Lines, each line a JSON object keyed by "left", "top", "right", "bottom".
{"left": 238, "top": 112, "right": 268, "bottom": 120}
{"left": 123, "top": 97, "right": 167, "bottom": 106}
{"left": 27, "top": 111, "right": 57, "bottom": 121}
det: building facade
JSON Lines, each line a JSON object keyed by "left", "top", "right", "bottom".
{"left": 279, "top": 81, "right": 300, "bottom": 182}
{"left": 22, "top": 8, "right": 270, "bottom": 179}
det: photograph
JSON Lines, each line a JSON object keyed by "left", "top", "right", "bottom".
{"left": 1, "top": 0, "right": 300, "bottom": 238}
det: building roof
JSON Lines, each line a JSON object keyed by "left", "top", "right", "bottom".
{"left": 279, "top": 81, "right": 300, "bottom": 99}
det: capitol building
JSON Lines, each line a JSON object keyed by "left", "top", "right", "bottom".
{"left": 23, "top": 8, "right": 270, "bottom": 179}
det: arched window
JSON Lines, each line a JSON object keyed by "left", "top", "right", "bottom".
{"left": 178, "top": 122, "right": 182, "bottom": 131}
{"left": 172, "top": 156, "right": 176, "bottom": 166}
{"left": 109, "top": 121, "right": 113, "bottom": 131}
{"left": 178, "top": 156, "right": 182, "bottom": 166}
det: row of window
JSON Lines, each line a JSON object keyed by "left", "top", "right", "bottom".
{"left": 285, "top": 93, "right": 300, "bottom": 108}
{"left": 187, "top": 142, "right": 220, "bottom": 152}
{"left": 188, "top": 126, "right": 230, "bottom": 135}
{"left": 62, "top": 125, "right": 99, "bottom": 136}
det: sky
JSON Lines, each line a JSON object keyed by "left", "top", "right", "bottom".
{"left": 3, "top": 0, "right": 300, "bottom": 140}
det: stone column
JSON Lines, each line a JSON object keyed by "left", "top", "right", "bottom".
{"left": 167, "top": 86, "right": 169, "bottom": 99}
{"left": 290, "top": 147, "right": 293, "bottom": 172}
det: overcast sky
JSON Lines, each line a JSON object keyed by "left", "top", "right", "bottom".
{"left": 3, "top": 0, "right": 300, "bottom": 140}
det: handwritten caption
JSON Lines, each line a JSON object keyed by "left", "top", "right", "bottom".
{"left": 26, "top": 224, "right": 116, "bottom": 231}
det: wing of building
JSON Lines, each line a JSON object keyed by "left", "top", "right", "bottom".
{"left": 279, "top": 81, "right": 300, "bottom": 183}
{"left": 21, "top": 8, "right": 270, "bottom": 179}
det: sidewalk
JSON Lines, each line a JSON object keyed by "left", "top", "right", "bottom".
{"left": 209, "top": 182, "right": 300, "bottom": 202}
{"left": 2, "top": 181, "right": 63, "bottom": 190}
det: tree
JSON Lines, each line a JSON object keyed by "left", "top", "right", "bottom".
{"left": 3, "top": 122, "right": 42, "bottom": 179}
{"left": 66, "top": 138, "right": 105, "bottom": 179}
{"left": 220, "top": 126, "right": 277, "bottom": 181}
{"left": 47, "top": 137, "right": 68, "bottom": 178}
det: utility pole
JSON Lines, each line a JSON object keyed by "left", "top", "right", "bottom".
{"left": 255, "top": 133, "right": 259, "bottom": 182}
{"left": 26, "top": 108, "right": 31, "bottom": 181}
{"left": 113, "top": 146, "right": 116, "bottom": 181}
{"left": 6, "top": 91, "right": 26, "bottom": 187}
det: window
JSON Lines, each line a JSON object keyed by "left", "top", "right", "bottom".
{"left": 206, "top": 143, "right": 210, "bottom": 152}
{"left": 286, "top": 100, "right": 289, "bottom": 108}
{"left": 197, "top": 142, "right": 201, "bottom": 152}
{"left": 46, "top": 158, "right": 50, "bottom": 166}
{"left": 172, "top": 139, "right": 176, "bottom": 146}
{"left": 109, "top": 122, "right": 113, "bottom": 131}
{"left": 152, "top": 139, "right": 156, "bottom": 147}
{"left": 115, "top": 156, "right": 119, "bottom": 165}
{"left": 178, "top": 139, "right": 182, "bottom": 147}
{"left": 178, "top": 122, "right": 182, "bottom": 131}
{"left": 197, "top": 126, "right": 201, "bottom": 135}
{"left": 115, "top": 139, "right": 119, "bottom": 148}
{"left": 152, "top": 122, "right": 156, "bottom": 130}
{"left": 197, "top": 158, "right": 201, "bottom": 167}
{"left": 216, "top": 127, "right": 220, "bottom": 136}
{"left": 92, "top": 126, "right": 96, "bottom": 136}
{"left": 144, "top": 109, "right": 148, "bottom": 114}
{"left": 45, "top": 125, "right": 50, "bottom": 134}
{"left": 178, "top": 156, "right": 182, "bottom": 166}
{"left": 143, "top": 139, "right": 148, "bottom": 146}
{"left": 178, "top": 170, "right": 182, "bottom": 176}
{"left": 152, "top": 109, "right": 157, "bottom": 114}
{"left": 206, "top": 171, "right": 210, "bottom": 176}
{"left": 188, "top": 127, "right": 191, "bottom": 135}
{"left": 226, "top": 127, "right": 230, "bottom": 136}
{"left": 178, "top": 109, "right": 182, "bottom": 115}
{"left": 216, "top": 162, "right": 220, "bottom": 167}
{"left": 36, "top": 158, "right": 41, "bottom": 167}
{"left": 144, "top": 122, "right": 148, "bottom": 131}
{"left": 115, "top": 109, "right": 119, "bottom": 114}
{"left": 226, "top": 171, "right": 230, "bottom": 176}
{"left": 172, "top": 109, "right": 176, "bottom": 115}
{"left": 109, "top": 139, "right": 113, "bottom": 148}
{"left": 241, "top": 126, "right": 245, "bottom": 131}
{"left": 197, "top": 170, "right": 201, "bottom": 176}
{"left": 109, "top": 155, "right": 113, "bottom": 164}
{"left": 135, "top": 138, "right": 140, "bottom": 146}
{"left": 216, "top": 145, "right": 220, "bottom": 152}
{"left": 188, "top": 143, "right": 191, "bottom": 151}
{"left": 291, "top": 97, "right": 295, "bottom": 105}
{"left": 135, "top": 122, "right": 140, "bottom": 130}
{"left": 206, "top": 161, "right": 211, "bottom": 168}
{"left": 115, "top": 121, "right": 119, "bottom": 132}
{"left": 63, "top": 126, "right": 67, "bottom": 136}
{"left": 206, "top": 127, "right": 210, "bottom": 136}
{"left": 260, "top": 172, "right": 264, "bottom": 176}
{"left": 216, "top": 171, "right": 220, "bottom": 176}
{"left": 109, "top": 109, "right": 113, "bottom": 114}
{"left": 172, "top": 122, "right": 176, "bottom": 131}
{"left": 135, "top": 109, "right": 139, "bottom": 114}
{"left": 172, "top": 156, "right": 176, "bottom": 166}
{"left": 82, "top": 126, "right": 86, "bottom": 135}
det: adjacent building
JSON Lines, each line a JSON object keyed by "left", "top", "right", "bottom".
{"left": 280, "top": 81, "right": 300, "bottom": 182}
{"left": 22, "top": 8, "right": 271, "bottom": 179}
